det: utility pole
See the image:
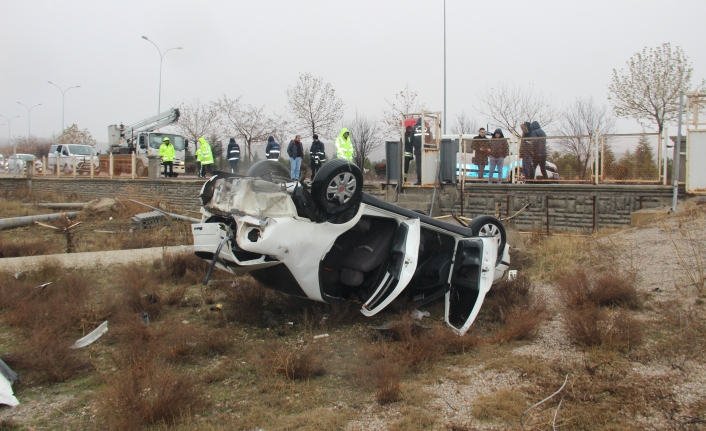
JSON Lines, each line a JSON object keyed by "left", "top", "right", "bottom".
{"left": 48, "top": 81, "right": 81, "bottom": 131}
{"left": 142, "top": 36, "right": 183, "bottom": 115}
{"left": 443, "top": 0, "right": 447, "bottom": 135}
{"left": 0, "top": 115, "right": 20, "bottom": 155}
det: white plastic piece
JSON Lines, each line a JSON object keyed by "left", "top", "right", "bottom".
{"left": 313, "top": 333, "right": 329, "bottom": 339}
{"left": 0, "top": 374, "right": 19, "bottom": 407}
{"left": 71, "top": 321, "right": 108, "bottom": 349}
{"left": 508, "top": 270, "right": 518, "bottom": 281}
{"left": 411, "top": 309, "right": 430, "bottom": 320}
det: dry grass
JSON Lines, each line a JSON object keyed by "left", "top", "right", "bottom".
{"left": 218, "top": 277, "right": 271, "bottom": 325}
{"left": 526, "top": 234, "right": 591, "bottom": 281}
{"left": 388, "top": 406, "right": 438, "bottom": 431}
{"left": 118, "top": 266, "right": 164, "bottom": 319}
{"left": 472, "top": 388, "right": 525, "bottom": 423}
{"left": 156, "top": 250, "right": 210, "bottom": 285}
{"left": 563, "top": 307, "right": 643, "bottom": 352}
{"left": 256, "top": 343, "right": 327, "bottom": 381}
{"left": 0, "top": 237, "right": 56, "bottom": 257}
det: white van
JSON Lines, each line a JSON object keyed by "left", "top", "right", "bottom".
{"left": 48, "top": 144, "right": 100, "bottom": 175}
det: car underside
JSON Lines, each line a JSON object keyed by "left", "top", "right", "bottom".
{"left": 192, "top": 160, "right": 510, "bottom": 335}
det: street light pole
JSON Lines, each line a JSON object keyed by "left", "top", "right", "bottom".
{"left": 0, "top": 115, "right": 22, "bottom": 156}
{"left": 17, "top": 102, "right": 42, "bottom": 149}
{"left": 48, "top": 81, "right": 81, "bottom": 132}
{"left": 142, "top": 36, "right": 182, "bottom": 115}
{"left": 443, "top": 0, "right": 446, "bottom": 135}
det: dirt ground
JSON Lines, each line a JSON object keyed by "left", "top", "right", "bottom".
{"left": 0, "top": 195, "right": 705, "bottom": 430}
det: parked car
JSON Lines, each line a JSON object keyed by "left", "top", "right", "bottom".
{"left": 0, "top": 155, "right": 4, "bottom": 172}
{"left": 6, "top": 154, "right": 42, "bottom": 174}
{"left": 48, "top": 144, "right": 100, "bottom": 175}
{"left": 192, "top": 160, "right": 510, "bottom": 336}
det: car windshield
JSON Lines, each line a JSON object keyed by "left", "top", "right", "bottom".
{"left": 68, "top": 145, "right": 94, "bottom": 155}
{"left": 17, "top": 155, "right": 35, "bottom": 161}
{"left": 149, "top": 134, "right": 185, "bottom": 151}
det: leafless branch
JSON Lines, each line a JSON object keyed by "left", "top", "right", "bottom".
{"left": 475, "top": 82, "right": 557, "bottom": 136}
{"left": 286, "top": 72, "right": 344, "bottom": 139}
{"left": 347, "top": 112, "right": 382, "bottom": 168}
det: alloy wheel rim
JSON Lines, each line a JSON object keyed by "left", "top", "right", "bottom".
{"left": 478, "top": 223, "right": 500, "bottom": 238}
{"left": 326, "top": 172, "right": 356, "bottom": 204}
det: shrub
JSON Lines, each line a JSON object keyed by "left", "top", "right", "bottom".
{"left": 373, "top": 362, "right": 401, "bottom": 405}
{"left": 557, "top": 269, "right": 642, "bottom": 310}
{"left": 563, "top": 306, "right": 643, "bottom": 351}
{"left": 219, "top": 277, "right": 270, "bottom": 324}
{"left": 472, "top": 389, "right": 525, "bottom": 423}
{"left": 0, "top": 238, "right": 54, "bottom": 257}
{"left": 158, "top": 250, "right": 210, "bottom": 284}
{"left": 118, "top": 266, "right": 163, "bottom": 319}
{"left": 482, "top": 273, "right": 547, "bottom": 343}
{"left": 256, "top": 342, "right": 327, "bottom": 381}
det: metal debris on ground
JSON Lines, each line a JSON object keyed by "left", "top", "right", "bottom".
{"left": 0, "top": 359, "right": 20, "bottom": 385}
{"left": 141, "top": 312, "right": 150, "bottom": 326}
{"left": 70, "top": 321, "right": 109, "bottom": 349}
{"left": 35, "top": 282, "right": 51, "bottom": 290}
{"left": 374, "top": 320, "right": 432, "bottom": 340}
{"left": 313, "top": 333, "right": 330, "bottom": 339}
{"left": 130, "top": 211, "right": 169, "bottom": 230}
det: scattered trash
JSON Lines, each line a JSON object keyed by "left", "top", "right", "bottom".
{"left": 141, "top": 312, "right": 150, "bottom": 326}
{"left": 93, "top": 230, "right": 117, "bottom": 234}
{"left": 508, "top": 270, "right": 518, "bottom": 281}
{"left": 287, "top": 322, "right": 294, "bottom": 327}
{"left": 0, "top": 374, "right": 19, "bottom": 407}
{"left": 182, "top": 320, "right": 189, "bottom": 324}
{"left": 71, "top": 321, "right": 108, "bottom": 349}
{"left": 0, "top": 359, "right": 20, "bottom": 385}
{"left": 653, "top": 287, "right": 661, "bottom": 292}
{"left": 187, "top": 342, "right": 197, "bottom": 347}
{"left": 374, "top": 321, "right": 431, "bottom": 340}
{"left": 35, "top": 282, "right": 51, "bottom": 290}
{"left": 521, "top": 374, "right": 569, "bottom": 428}
{"left": 411, "top": 309, "right": 430, "bottom": 320}
{"left": 109, "top": 216, "right": 113, "bottom": 221}
{"left": 13, "top": 271, "right": 23, "bottom": 280}
{"left": 322, "top": 314, "right": 329, "bottom": 321}
{"left": 313, "top": 333, "right": 329, "bottom": 340}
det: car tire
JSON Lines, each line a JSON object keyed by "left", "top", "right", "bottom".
{"left": 246, "top": 160, "right": 291, "bottom": 182}
{"left": 469, "top": 215, "right": 506, "bottom": 261}
{"left": 311, "top": 159, "right": 363, "bottom": 215}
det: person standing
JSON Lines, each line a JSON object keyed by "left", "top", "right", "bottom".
{"left": 403, "top": 125, "right": 414, "bottom": 183}
{"left": 530, "top": 121, "right": 548, "bottom": 180}
{"left": 158, "top": 137, "right": 175, "bottom": 178}
{"left": 265, "top": 136, "right": 281, "bottom": 160}
{"left": 520, "top": 122, "right": 534, "bottom": 181}
{"left": 334, "top": 128, "right": 354, "bottom": 162}
{"left": 411, "top": 118, "right": 426, "bottom": 185}
{"left": 471, "top": 128, "right": 491, "bottom": 180}
{"left": 309, "top": 134, "right": 326, "bottom": 180}
{"left": 488, "top": 129, "right": 509, "bottom": 184}
{"left": 226, "top": 138, "right": 240, "bottom": 173}
{"left": 196, "top": 137, "right": 215, "bottom": 178}
{"left": 287, "top": 135, "right": 304, "bottom": 180}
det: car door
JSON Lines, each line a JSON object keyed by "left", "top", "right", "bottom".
{"left": 360, "top": 218, "right": 421, "bottom": 316}
{"left": 445, "top": 236, "right": 498, "bottom": 335}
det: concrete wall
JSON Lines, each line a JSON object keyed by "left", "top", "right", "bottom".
{"left": 0, "top": 177, "right": 674, "bottom": 233}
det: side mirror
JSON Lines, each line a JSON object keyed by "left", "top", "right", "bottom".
{"left": 139, "top": 135, "right": 146, "bottom": 149}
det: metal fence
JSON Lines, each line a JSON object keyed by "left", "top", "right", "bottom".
{"left": 599, "top": 133, "right": 662, "bottom": 183}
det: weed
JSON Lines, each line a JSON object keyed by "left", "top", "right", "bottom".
{"left": 388, "top": 406, "right": 438, "bottom": 431}
{"left": 557, "top": 269, "right": 642, "bottom": 310}
{"left": 563, "top": 306, "right": 643, "bottom": 352}
{"left": 165, "top": 285, "right": 188, "bottom": 306}
{"left": 666, "top": 208, "right": 706, "bottom": 293}
{"left": 118, "top": 266, "right": 164, "bottom": 318}
{"left": 481, "top": 273, "right": 547, "bottom": 342}
{"left": 374, "top": 361, "right": 402, "bottom": 405}
{"left": 218, "top": 277, "right": 270, "bottom": 324}
{"left": 493, "top": 304, "right": 547, "bottom": 343}
{"left": 256, "top": 342, "right": 327, "bottom": 380}
{"left": 98, "top": 360, "right": 206, "bottom": 430}
{"left": 157, "top": 250, "right": 210, "bottom": 284}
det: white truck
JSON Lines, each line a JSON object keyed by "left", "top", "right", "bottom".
{"left": 107, "top": 108, "right": 186, "bottom": 177}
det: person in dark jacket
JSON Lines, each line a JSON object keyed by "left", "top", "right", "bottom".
{"left": 530, "top": 121, "right": 548, "bottom": 180}
{"left": 287, "top": 135, "right": 304, "bottom": 180}
{"left": 226, "top": 138, "right": 241, "bottom": 173}
{"left": 265, "top": 136, "right": 281, "bottom": 160}
{"left": 488, "top": 128, "right": 509, "bottom": 184}
{"left": 519, "top": 122, "right": 534, "bottom": 181}
{"left": 309, "top": 134, "right": 326, "bottom": 180}
{"left": 470, "top": 128, "right": 491, "bottom": 179}
{"left": 403, "top": 125, "right": 414, "bottom": 183}
{"left": 411, "top": 118, "right": 425, "bottom": 185}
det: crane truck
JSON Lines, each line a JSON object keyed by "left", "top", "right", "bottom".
{"left": 105, "top": 108, "right": 187, "bottom": 177}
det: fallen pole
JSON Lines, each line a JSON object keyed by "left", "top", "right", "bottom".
{"left": 21, "top": 203, "right": 88, "bottom": 209}
{"left": 127, "top": 199, "right": 200, "bottom": 223}
{"left": 0, "top": 212, "right": 81, "bottom": 230}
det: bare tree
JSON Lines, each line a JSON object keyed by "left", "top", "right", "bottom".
{"left": 556, "top": 97, "right": 616, "bottom": 179}
{"left": 173, "top": 98, "right": 221, "bottom": 155}
{"left": 381, "top": 84, "right": 427, "bottom": 139}
{"left": 347, "top": 112, "right": 382, "bottom": 168}
{"left": 217, "top": 95, "right": 277, "bottom": 161}
{"left": 608, "top": 43, "right": 704, "bottom": 133}
{"left": 286, "top": 72, "right": 344, "bottom": 138}
{"left": 450, "top": 111, "right": 479, "bottom": 135}
{"left": 56, "top": 124, "right": 96, "bottom": 147}
{"left": 475, "top": 82, "right": 557, "bottom": 136}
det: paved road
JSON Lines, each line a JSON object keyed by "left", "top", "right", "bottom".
{"left": 0, "top": 245, "right": 194, "bottom": 272}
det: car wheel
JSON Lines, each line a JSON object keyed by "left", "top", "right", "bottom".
{"left": 63, "top": 164, "right": 72, "bottom": 175}
{"left": 311, "top": 159, "right": 363, "bottom": 215}
{"left": 246, "top": 160, "right": 291, "bottom": 182}
{"left": 469, "top": 215, "right": 506, "bottom": 261}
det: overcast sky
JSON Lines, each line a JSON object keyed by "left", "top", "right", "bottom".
{"left": 1, "top": 0, "right": 704, "bottom": 151}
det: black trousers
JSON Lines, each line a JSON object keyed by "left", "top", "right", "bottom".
{"left": 311, "top": 162, "right": 320, "bottom": 179}
{"left": 477, "top": 164, "right": 486, "bottom": 179}
{"left": 199, "top": 164, "right": 213, "bottom": 177}
{"left": 229, "top": 159, "right": 239, "bottom": 173}
{"left": 404, "top": 156, "right": 413, "bottom": 180}
{"left": 533, "top": 156, "right": 548, "bottom": 179}
{"left": 162, "top": 162, "right": 173, "bottom": 177}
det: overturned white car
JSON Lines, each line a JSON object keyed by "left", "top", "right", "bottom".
{"left": 192, "top": 160, "right": 510, "bottom": 335}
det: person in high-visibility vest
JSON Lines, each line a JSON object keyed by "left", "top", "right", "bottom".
{"left": 158, "top": 137, "right": 176, "bottom": 178}
{"left": 196, "top": 137, "right": 215, "bottom": 178}
{"left": 334, "top": 128, "right": 354, "bottom": 162}
{"left": 227, "top": 137, "right": 241, "bottom": 173}
{"left": 403, "top": 125, "right": 414, "bottom": 183}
